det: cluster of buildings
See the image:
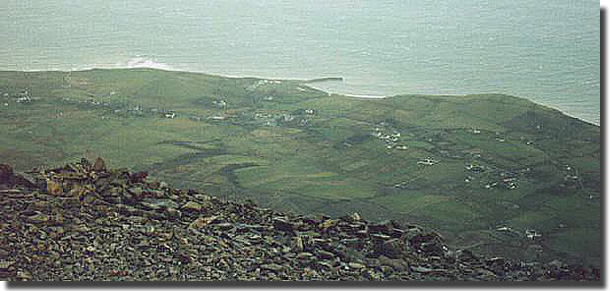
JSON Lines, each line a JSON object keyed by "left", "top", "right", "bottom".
{"left": 484, "top": 178, "right": 519, "bottom": 190}
{"left": 59, "top": 96, "right": 180, "bottom": 120}
{"left": 16, "top": 89, "right": 31, "bottom": 103}
{"left": 2, "top": 89, "right": 33, "bottom": 104}
{"left": 212, "top": 100, "right": 227, "bottom": 109}
{"left": 252, "top": 112, "right": 299, "bottom": 127}
{"left": 247, "top": 108, "right": 318, "bottom": 127}
{"left": 417, "top": 158, "right": 439, "bottom": 166}
{"left": 371, "top": 126, "right": 408, "bottom": 150}
{"left": 62, "top": 97, "right": 109, "bottom": 107}
{"left": 246, "top": 79, "right": 283, "bottom": 92}
{"left": 468, "top": 165, "right": 523, "bottom": 190}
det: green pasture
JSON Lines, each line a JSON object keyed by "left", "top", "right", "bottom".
{"left": 0, "top": 68, "right": 600, "bottom": 266}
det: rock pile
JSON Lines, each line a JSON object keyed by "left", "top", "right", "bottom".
{"left": 0, "top": 159, "right": 600, "bottom": 281}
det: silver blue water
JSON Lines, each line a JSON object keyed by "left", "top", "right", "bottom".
{"left": 0, "top": 0, "right": 600, "bottom": 124}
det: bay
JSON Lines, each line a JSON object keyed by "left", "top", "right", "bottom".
{"left": 0, "top": 0, "right": 599, "bottom": 124}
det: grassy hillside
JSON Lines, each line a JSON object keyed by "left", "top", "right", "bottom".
{"left": 0, "top": 68, "right": 600, "bottom": 266}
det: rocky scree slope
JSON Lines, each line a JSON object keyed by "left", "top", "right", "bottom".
{"left": 0, "top": 158, "right": 600, "bottom": 281}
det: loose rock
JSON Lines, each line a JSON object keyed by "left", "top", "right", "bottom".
{"left": 92, "top": 157, "right": 106, "bottom": 172}
{"left": 0, "top": 158, "right": 599, "bottom": 282}
{"left": 181, "top": 201, "right": 203, "bottom": 213}
{"left": 273, "top": 217, "right": 294, "bottom": 233}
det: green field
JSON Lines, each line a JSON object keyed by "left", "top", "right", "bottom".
{"left": 0, "top": 68, "right": 600, "bottom": 266}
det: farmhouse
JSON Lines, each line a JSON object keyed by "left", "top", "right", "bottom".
{"left": 525, "top": 229, "right": 542, "bottom": 240}
{"left": 466, "top": 164, "right": 485, "bottom": 173}
{"left": 417, "top": 158, "right": 438, "bottom": 166}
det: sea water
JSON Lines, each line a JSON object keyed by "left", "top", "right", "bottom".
{"left": 0, "top": 0, "right": 599, "bottom": 124}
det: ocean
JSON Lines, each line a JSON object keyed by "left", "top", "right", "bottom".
{"left": 0, "top": 0, "right": 600, "bottom": 124}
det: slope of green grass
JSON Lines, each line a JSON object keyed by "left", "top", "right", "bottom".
{"left": 0, "top": 68, "right": 600, "bottom": 266}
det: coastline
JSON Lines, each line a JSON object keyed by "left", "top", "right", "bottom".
{"left": 0, "top": 67, "right": 600, "bottom": 267}
{"left": 1, "top": 66, "right": 599, "bottom": 126}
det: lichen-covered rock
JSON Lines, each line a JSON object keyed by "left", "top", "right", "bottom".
{"left": 189, "top": 215, "right": 218, "bottom": 230}
{"left": 92, "top": 157, "right": 106, "bottom": 172}
{"left": 181, "top": 201, "right": 202, "bottom": 213}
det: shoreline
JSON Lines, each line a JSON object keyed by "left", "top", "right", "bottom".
{"left": 1, "top": 66, "right": 599, "bottom": 126}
